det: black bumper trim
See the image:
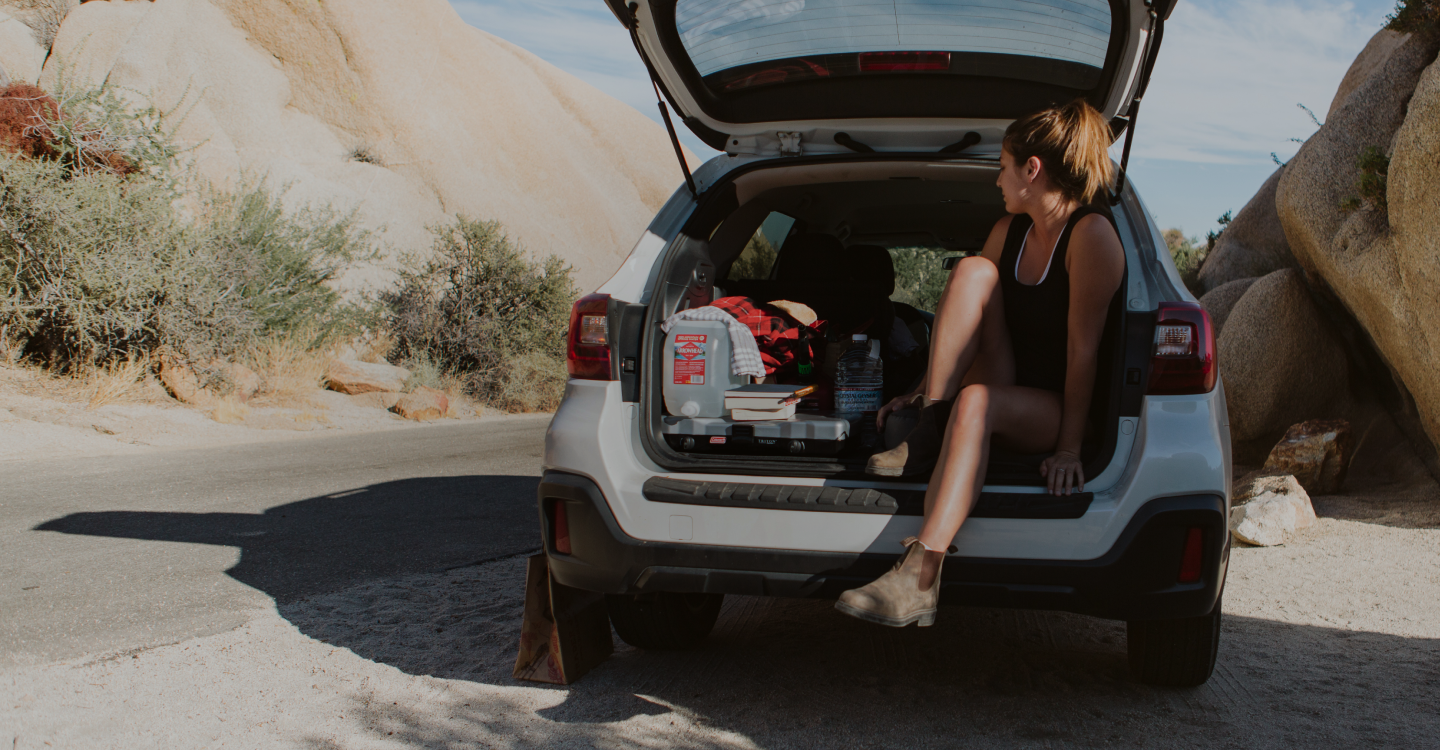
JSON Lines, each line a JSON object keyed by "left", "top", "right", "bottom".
{"left": 643, "top": 477, "right": 1093, "bottom": 518}
{"left": 540, "top": 471, "right": 1228, "bottom": 622}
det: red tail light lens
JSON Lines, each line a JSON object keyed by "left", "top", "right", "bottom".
{"left": 567, "top": 293, "right": 614, "bottom": 380}
{"left": 551, "top": 500, "right": 571, "bottom": 555}
{"left": 1178, "top": 527, "right": 1204, "bottom": 583}
{"left": 858, "top": 51, "right": 950, "bottom": 72}
{"left": 1147, "top": 301, "right": 1216, "bottom": 394}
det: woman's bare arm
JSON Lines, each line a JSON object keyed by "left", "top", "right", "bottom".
{"left": 1042, "top": 214, "right": 1125, "bottom": 493}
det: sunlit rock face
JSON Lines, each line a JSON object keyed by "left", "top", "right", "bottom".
{"left": 43, "top": 0, "right": 690, "bottom": 293}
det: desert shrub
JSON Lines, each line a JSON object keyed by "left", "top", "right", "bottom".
{"left": 889, "top": 247, "right": 952, "bottom": 312}
{"left": 11, "top": 0, "right": 75, "bottom": 51}
{"left": 1204, "top": 210, "right": 1232, "bottom": 253}
{"left": 1387, "top": 0, "right": 1440, "bottom": 32}
{"left": 1164, "top": 228, "right": 1206, "bottom": 294}
{"left": 0, "top": 155, "right": 376, "bottom": 371}
{"left": 384, "top": 217, "right": 577, "bottom": 409}
{"left": 494, "top": 351, "right": 568, "bottom": 412}
{"left": 0, "top": 84, "right": 63, "bottom": 161}
{"left": 726, "top": 232, "right": 777, "bottom": 280}
{"left": 1341, "top": 146, "right": 1390, "bottom": 212}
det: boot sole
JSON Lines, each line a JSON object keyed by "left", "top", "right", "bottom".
{"left": 834, "top": 600, "right": 937, "bottom": 628}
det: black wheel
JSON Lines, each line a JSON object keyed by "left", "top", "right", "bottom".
{"left": 606, "top": 592, "right": 723, "bottom": 650}
{"left": 1127, "top": 600, "right": 1222, "bottom": 687}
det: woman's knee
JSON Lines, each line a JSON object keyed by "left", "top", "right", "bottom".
{"left": 952, "top": 384, "right": 992, "bottom": 426}
{"left": 953, "top": 256, "right": 999, "bottom": 288}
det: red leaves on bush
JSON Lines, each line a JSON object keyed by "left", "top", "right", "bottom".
{"left": 0, "top": 82, "right": 139, "bottom": 175}
{"left": 0, "top": 83, "right": 62, "bottom": 161}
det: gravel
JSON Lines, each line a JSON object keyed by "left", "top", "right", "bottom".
{"left": 4, "top": 509, "right": 1438, "bottom": 749}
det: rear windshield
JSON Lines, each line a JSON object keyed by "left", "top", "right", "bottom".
{"left": 676, "top": 0, "right": 1114, "bottom": 92}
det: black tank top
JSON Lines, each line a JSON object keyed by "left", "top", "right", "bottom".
{"left": 998, "top": 206, "right": 1116, "bottom": 394}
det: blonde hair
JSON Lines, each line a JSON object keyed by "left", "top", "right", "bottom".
{"left": 1003, "top": 100, "right": 1116, "bottom": 204}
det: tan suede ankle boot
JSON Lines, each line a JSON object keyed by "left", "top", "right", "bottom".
{"left": 834, "top": 537, "right": 943, "bottom": 627}
{"left": 865, "top": 396, "right": 952, "bottom": 477}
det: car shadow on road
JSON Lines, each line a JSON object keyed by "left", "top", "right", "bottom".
{"left": 33, "top": 474, "right": 542, "bottom": 604}
{"left": 290, "top": 556, "right": 1440, "bottom": 749}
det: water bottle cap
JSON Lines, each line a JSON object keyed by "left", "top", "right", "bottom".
{"left": 851, "top": 334, "right": 868, "bottom": 342}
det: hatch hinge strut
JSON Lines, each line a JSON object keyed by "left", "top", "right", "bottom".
{"left": 624, "top": 3, "right": 696, "bottom": 197}
{"left": 1111, "top": 8, "right": 1166, "bottom": 206}
{"left": 651, "top": 79, "right": 698, "bottom": 197}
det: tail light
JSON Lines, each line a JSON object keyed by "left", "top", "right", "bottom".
{"left": 1147, "top": 301, "right": 1216, "bottom": 394}
{"left": 549, "top": 500, "right": 571, "bottom": 555}
{"left": 858, "top": 51, "right": 950, "bottom": 72}
{"left": 1178, "top": 527, "right": 1204, "bottom": 583}
{"left": 567, "top": 293, "right": 614, "bottom": 380}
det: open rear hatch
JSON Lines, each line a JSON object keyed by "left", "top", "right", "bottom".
{"left": 604, "top": 0, "right": 1176, "bottom": 154}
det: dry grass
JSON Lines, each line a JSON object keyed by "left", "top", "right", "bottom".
{"left": 10, "top": 0, "right": 76, "bottom": 50}
{"left": 244, "top": 331, "right": 333, "bottom": 409}
{"left": 85, "top": 355, "right": 149, "bottom": 409}
{"left": 353, "top": 331, "right": 395, "bottom": 365}
{"left": 491, "top": 352, "right": 565, "bottom": 413}
{"left": 211, "top": 396, "right": 251, "bottom": 425}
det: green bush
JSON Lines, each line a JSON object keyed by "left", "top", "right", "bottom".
{"left": 1164, "top": 228, "right": 1206, "bottom": 296}
{"left": 0, "top": 155, "right": 375, "bottom": 371}
{"left": 726, "top": 233, "right": 777, "bottom": 280}
{"left": 1386, "top": 0, "right": 1440, "bottom": 32}
{"left": 1345, "top": 145, "right": 1390, "bottom": 212}
{"left": 384, "top": 217, "right": 577, "bottom": 409}
{"left": 889, "top": 247, "right": 952, "bottom": 312}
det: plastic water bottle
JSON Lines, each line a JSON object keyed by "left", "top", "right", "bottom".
{"left": 833, "top": 334, "right": 883, "bottom": 415}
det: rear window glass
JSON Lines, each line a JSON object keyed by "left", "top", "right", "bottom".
{"left": 676, "top": 0, "right": 1113, "bottom": 92}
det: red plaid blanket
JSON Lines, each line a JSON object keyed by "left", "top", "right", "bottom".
{"left": 709, "top": 296, "right": 826, "bottom": 377}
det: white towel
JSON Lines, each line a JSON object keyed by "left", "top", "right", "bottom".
{"left": 660, "top": 306, "right": 767, "bottom": 379}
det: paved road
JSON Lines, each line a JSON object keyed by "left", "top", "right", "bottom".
{"left": 0, "top": 417, "right": 551, "bottom": 667}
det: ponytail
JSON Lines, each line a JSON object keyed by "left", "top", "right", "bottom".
{"left": 1003, "top": 100, "right": 1115, "bottom": 204}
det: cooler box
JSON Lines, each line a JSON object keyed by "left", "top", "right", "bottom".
{"left": 661, "top": 413, "right": 849, "bottom": 457}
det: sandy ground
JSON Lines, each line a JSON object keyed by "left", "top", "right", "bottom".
{"left": 0, "top": 366, "right": 493, "bottom": 463}
{"left": 4, "top": 504, "right": 1437, "bottom": 749}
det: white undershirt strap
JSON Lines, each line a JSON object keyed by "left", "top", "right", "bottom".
{"left": 1015, "top": 225, "right": 1062, "bottom": 286}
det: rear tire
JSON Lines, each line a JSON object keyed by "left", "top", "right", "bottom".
{"left": 607, "top": 592, "right": 723, "bottom": 650}
{"left": 1127, "top": 600, "right": 1222, "bottom": 687}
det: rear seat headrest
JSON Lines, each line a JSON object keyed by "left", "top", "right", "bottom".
{"left": 775, "top": 233, "right": 846, "bottom": 282}
{"left": 845, "top": 244, "right": 895, "bottom": 297}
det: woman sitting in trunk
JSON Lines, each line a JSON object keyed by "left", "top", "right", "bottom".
{"left": 836, "top": 100, "right": 1126, "bottom": 628}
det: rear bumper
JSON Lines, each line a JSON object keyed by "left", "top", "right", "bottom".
{"left": 540, "top": 471, "right": 1229, "bottom": 622}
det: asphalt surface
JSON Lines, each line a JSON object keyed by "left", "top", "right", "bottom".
{"left": 0, "top": 417, "right": 551, "bottom": 667}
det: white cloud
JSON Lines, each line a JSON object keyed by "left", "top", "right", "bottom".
{"left": 1133, "top": 0, "right": 1390, "bottom": 165}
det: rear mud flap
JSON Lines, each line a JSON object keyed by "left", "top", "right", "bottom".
{"left": 513, "top": 554, "right": 614, "bottom": 684}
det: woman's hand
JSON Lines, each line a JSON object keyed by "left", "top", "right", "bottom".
{"left": 875, "top": 393, "right": 918, "bottom": 430}
{"left": 1039, "top": 450, "right": 1084, "bottom": 496}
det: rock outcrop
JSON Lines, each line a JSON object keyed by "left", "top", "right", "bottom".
{"left": 1262, "top": 419, "right": 1353, "bottom": 495}
{"left": 41, "top": 0, "right": 692, "bottom": 293}
{"left": 392, "top": 386, "right": 448, "bottom": 421}
{"left": 1218, "top": 269, "right": 1349, "bottom": 444}
{"left": 0, "top": 10, "right": 45, "bottom": 85}
{"left": 325, "top": 359, "right": 409, "bottom": 396}
{"left": 1275, "top": 29, "right": 1440, "bottom": 460}
{"left": 1196, "top": 168, "right": 1296, "bottom": 293}
{"left": 1229, "top": 472, "right": 1317, "bottom": 547}
{"left": 1197, "top": 277, "right": 1257, "bottom": 338}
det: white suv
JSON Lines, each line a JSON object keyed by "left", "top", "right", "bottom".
{"left": 542, "top": 0, "right": 1231, "bottom": 687}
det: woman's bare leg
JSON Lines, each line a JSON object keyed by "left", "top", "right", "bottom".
{"left": 923, "top": 257, "right": 1013, "bottom": 401}
{"left": 916, "top": 385, "right": 1063, "bottom": 587}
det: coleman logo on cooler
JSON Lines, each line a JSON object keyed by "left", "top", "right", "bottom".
{"left": 710, "top": 436, "right": 726, "bottom": 444}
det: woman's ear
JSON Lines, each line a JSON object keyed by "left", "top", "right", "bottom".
{"left": 1025, "top": 155, "right": 1044, "bottom": 182}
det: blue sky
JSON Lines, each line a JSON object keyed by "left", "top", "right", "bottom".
{"left": 449, "top": 0, "right": 1395, "bottom": 236}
